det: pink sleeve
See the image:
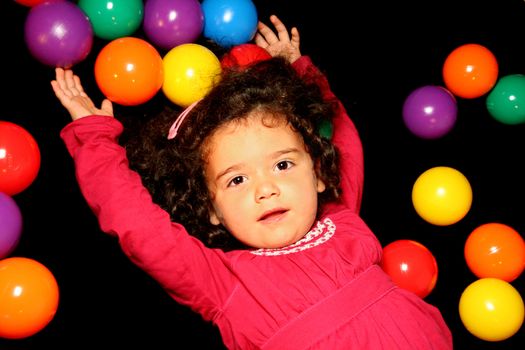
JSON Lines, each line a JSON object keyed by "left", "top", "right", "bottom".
{"left": 292, "top": 57, "right": 364, "bottom": 213}
{"left": 60, "top": 116, "right": 234, "bottom": 320}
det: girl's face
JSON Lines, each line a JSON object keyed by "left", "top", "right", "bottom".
{"left": 204, "top": 111, "right": 325, "bottom": 249}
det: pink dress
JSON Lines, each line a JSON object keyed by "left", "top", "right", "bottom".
{"left": 61, "top": 56, "right": 452, "bottom": 349}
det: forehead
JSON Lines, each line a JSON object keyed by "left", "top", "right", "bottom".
{"left": 203, "top": 111, "right": 304, "bottom": 157}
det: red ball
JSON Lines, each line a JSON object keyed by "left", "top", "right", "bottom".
{"left": 0, "top": 121, "right": 41, "bottom": 195}
{"left": 221, "top": 43, "right": 272, "bottom": 69}
{"left": 380, "top": 239, "right": 438, "bottom": 298}
{"left": 14, "top": 0, "right": 53, "bottom": 7}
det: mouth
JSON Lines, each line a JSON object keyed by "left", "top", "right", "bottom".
{"left": 258, "top": 208, "right": 289, "bottom": 223}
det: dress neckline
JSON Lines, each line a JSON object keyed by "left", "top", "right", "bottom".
{"left": 250, "top": 217, "right": 336, "bottom": 256}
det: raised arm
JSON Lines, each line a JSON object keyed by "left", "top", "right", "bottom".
{"left": 51, "top": 70, "right": 235, "bottom": 318}
{"left": 294, "top": 57, "right": 364, "bottom": 213}
{"left": 255, "top": 17, "right": 364, "bottom": 213}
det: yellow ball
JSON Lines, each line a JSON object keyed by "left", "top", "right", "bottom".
{"left": 412, "top": 166, "right": 472, "bottom": 226}
{"left": 162, "top": 43, "right": 222, "bottom": 107}
{"left": 459, "top": 278, "right": 524, "bottom": 341}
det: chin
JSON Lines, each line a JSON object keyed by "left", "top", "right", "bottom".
{"left": 267, "top": 236, "right": 300, "bottom": 249}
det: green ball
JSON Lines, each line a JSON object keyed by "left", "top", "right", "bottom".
{"left": 318, "top": 119, "right": 333, "bottom": 139}
{"left": 78, "top": 0, "right": 144, "bottom": 40}
{"left": 486, "top": 74, "right": 525, "bottom": 125}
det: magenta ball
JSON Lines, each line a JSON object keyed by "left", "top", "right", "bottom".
{"left": 402, "top": 85, "right": 458, "bottom": 139}
{"left": 143, "top": 0, "right": 204, "bottom": 50}
{"left": 0, "top": 193, "right": 23, "bottom": 259}
{"left": 24, "top": 1, "right": 93, "bottom": 67}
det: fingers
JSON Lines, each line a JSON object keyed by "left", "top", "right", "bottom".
{"left": 53, "top": 67, "right": 84, "bottom": 97}
{"left": 73, "top": 75, "right": 88, "bottom": 97}
{"left": 101, "top": 99, "right": 114, "bottom": 116}
{"left": 65, "top": 70, "right": 84, "bottom": 97}
{"left": 290, "top": 27, "right": 300, "bottom": 49}
{"left": 50, "top": 80, "right": 64, "bottom": 100}
{"left": 51, "top": 68, "right": 70, "bottom": 102}
{"left": 255, "top": 20, "right": 278, "bottom": 47}
{"left": 255, "top": 15, "right": 297, "bottom": 48}
{"left": 269, "top": 15, "right": 290, "bottom": 42}
{"left": 64, "top": 69, "right": 75, "bottom": 89}
{"left": 53, "top": 67, "right": 67, "bottom": 93}
{"left": 253, "top": 32, "right": 267, "bottom": 48}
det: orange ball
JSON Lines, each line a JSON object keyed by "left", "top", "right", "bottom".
{"left": 442, "top": 43, "right": 498, "bottom": 99}
{"left": 0, "top": 257, "right": 59, "bottom": 339}
{"left": 95, "top": 37, "right": 164, "bottom": 106}
{"left": 464, "top": 223, "right": 525, "bottom": 282}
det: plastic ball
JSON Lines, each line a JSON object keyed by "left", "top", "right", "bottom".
{"left": 0, "top": 121, "right": 41, "bottom": 196}
{"left": 143, "top": 0, "right": 204, "bottom": 50}
{"left": 15, "top": 0, "right": 55, "bottom": 7}
{"left": 78, "top": 0, "right": 143, "bottom": 40}
{"left": 0, "top": 193, "right": 23, "bottom": 259}
{"left": 318, "top": 119, "right": 333, "bottom": 139}
{"left": 459, "top": 278, "right": 524, "bottom": 342}
{"left": 24, "top": 1, "right": 93, "bottom": 68}
{"left": 380, "top": 239, "right": 438, "bottom": 298}
{"left": 442, "top": 43, "right": 498, "bottom": 99}
{"left": 412, "top": 166, "right": 472, "bottom": 226}
{"left": 162, "top": 43, "right": 222, "bottom": 107}
{"left": 402, "top": 85, "right": 457, "bottom": 139}
{"left": 0, "top": 257, "right": 59, "bottom": 339}
{"left": 221, "top": 43, "right": 272, "bottom": 69}
{"left": 94, "top": 37, "right": 164, "bottom": 106}
{"left": 465, "top": 223, "right": 525, "bottom": 282}
{"left": 486, "top": 74, "right": 525, "bottom": 125}
{"left": 202, "top": 0, "right": 258, "bottom": 48}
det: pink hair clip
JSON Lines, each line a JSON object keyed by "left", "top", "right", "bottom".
{"left": 167, "top": 100, "right": 201, "bottom": 140}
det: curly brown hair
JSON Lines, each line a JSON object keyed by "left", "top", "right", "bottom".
{"left": 125, "top": 57, "right": 341, "bottom": 250}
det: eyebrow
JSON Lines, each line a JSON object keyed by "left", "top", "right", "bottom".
{"left": 215, "top": 147, "right": 301, "bottom": 182}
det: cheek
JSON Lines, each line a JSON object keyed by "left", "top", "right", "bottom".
{"left": 212, "top": 191, "right": 243, "bottom": 218}
{"left": 288, "top": 173, "right": 319, "bottom": 200}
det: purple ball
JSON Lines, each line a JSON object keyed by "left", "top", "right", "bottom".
{"left": 0, "top": 192, "right": 23, "bottom": 259}
{"left": 24, "top": 1, "right": 93, "bottom": 67}
{"left": 402, "top": 85, "right": 458, "bottom": 139}
{"left": 143, "top": 0, "right": 204, "bottom": 50}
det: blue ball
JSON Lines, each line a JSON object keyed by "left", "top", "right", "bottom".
{"left": 202, "top": 0, "right": 258, "bottom": 48}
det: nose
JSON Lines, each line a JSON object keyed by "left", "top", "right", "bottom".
{"left": 255, "top": 178, "right": 280, "bottom": 202}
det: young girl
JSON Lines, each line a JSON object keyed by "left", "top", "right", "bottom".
{"left": 51, "top": 15, "right": 452, "bottom": 350}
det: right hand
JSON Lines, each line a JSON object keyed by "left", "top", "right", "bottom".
{"left": 51, "top": 68, "right": 113, "bottom": 121}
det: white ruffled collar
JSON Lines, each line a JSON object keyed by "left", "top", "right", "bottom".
{"left": 250, "top": 217, "right": 336, "bottom": 256}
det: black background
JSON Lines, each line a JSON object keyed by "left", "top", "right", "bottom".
{"left": 1, "top": 0, "right": 524, "bottom": 349}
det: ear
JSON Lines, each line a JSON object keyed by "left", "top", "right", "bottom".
{"left": 209, "top": 207, "right": 221, "bottom": 226}
{"left": 317, "top": 177, "right": 326, "bottom": 193}
{"left": 314, "top": 160, "right": 326, "bottom": 193}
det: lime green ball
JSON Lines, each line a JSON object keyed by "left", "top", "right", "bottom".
{"left": 486, "top": 74, "right": 525, "bottom": 125}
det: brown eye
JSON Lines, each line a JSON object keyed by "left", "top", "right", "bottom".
{"left": 228, "top": 176, "right": 246, "bottom": 187}
{"left": 276, "top": 161, "right": 293, "bottom": 171}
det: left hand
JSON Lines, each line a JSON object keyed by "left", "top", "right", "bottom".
{"left": 254, "top": 15, "right": 301, "bottom": 64}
